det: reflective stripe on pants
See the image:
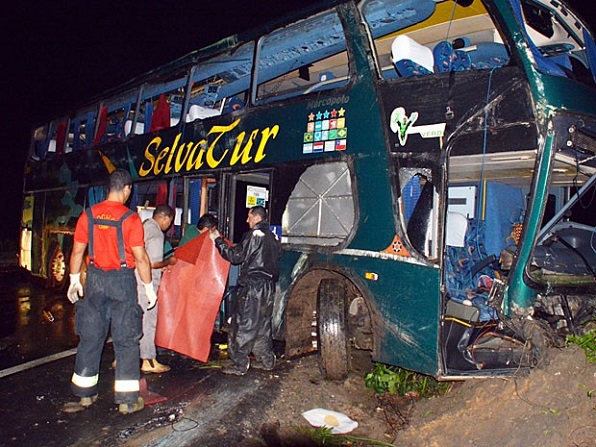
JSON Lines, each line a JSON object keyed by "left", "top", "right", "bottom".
{"left": 71, "top": 372, "right": 99, "bottom": 390}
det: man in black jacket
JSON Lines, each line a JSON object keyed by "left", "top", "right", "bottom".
{"left": 210, "top": 206, "right": 281, "bottom": 376}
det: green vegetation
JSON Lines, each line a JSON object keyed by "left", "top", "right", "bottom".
{"left": 565, "top": 327, "right": 596, "bottom": 363}
{"left": 298, "top": 426, "right": 398, "bottom": 446}
{"left": 364, "top": 363, "right": 451, "bottom": 398}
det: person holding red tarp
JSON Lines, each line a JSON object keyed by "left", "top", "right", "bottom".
{"left": 209, "top": 206, "right": 282, "bottom": 376}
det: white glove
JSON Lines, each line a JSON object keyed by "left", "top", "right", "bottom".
{"left": 67, "top": 273, "right": 83, "bottom": 304}
{"left": 144, "top": 282, "right": 158, "bottom": 310}
{"left": 209, "top": 229, "right": 220, "bottom": 241}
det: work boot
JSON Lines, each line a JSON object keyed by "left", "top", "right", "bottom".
{"left": 252, "top": 355, "right": 276, "bottom": 371}
{"left": 80, "top": 394, "right": 98, "bottom": 407}
{"left": 118, "top": 397, "right": 144, "bottom": 415}
{"left": 141, "top": 359, "right": 171, "bottom": 374}
{"left": 221, "top": 364, "right": 248, "bottom": 376}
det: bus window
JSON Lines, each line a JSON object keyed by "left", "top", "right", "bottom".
{"left": 31, "top": 124, "right": 49, "bottom": 160}
{"left": 362, "top": 0, "right": 510, "bottom": 80}
{"left": 397, "top": 168, "right": 439, "bottom": 260}
{"left": 133, "top": 178, "right": 184, "bottom": 242}
{"left": 20, "top": 195, "right": 34, "bottom": 271}
{"left": 282, "top": 160, "right": 355, "bottom": 247}
{"left": 130, "top": 70, "right": 190, "bottom": 136}
{"left": 67, "top": 108, "right": 96, "bottom": 152}
{"left": 102, "top": 99, "right": 135, "bottom": 144}
{"left": 179, "top": 176, "right": 219, "bottom": 246}
{"left": 403, "top": 173, "right": 435, "bottom": 256}
{"left": 255, "top": 10, "right": 349, "bottom": 103}
{"left": 186, "top": 41, "right": 254, "bottom": 122}
{"left": 41, "top": 120, "right": 66, "bottom": 158}
{"left": 513, "top": 0, "right": 595, "bottom": 86}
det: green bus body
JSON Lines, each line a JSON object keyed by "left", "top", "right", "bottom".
{"left": 22, "top": 0, "right": 596, "bottom": 378}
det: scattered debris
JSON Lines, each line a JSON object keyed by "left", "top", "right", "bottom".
{"left": 302, "top": 408, "right": 358, "bottom": 434}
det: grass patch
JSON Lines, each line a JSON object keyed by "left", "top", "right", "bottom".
{"left": 565, "top": 327, "right": 596, "bottom": 363}
{"left": 296, "top": 426, "right": 398, "bottom": 446}
{"left": 364, "top": 363, "right": 451, "bottom": 398}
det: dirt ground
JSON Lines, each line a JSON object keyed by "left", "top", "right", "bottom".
{"left": 260, "top": 345, "right": 595, "bottom": 446}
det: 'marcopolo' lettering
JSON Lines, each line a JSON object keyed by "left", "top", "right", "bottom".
{"left": 138, "top": 119, "right": 279, "bottom": 177}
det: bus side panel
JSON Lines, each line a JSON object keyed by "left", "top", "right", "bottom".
{"left": 338, "top": 255, "right": 441, "bottom": 376}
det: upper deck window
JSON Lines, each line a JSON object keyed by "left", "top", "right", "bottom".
{"left": 185, "top": 41, "right": 254, "bottom": 122}
{"left": 254, "top": 10, "right": 349, "bottom": 104}
{"left": 512, "top": 0, "right": 596, "bottom": 86}
{"left": 362, "top": 0, "right": 510, "bottom": 79}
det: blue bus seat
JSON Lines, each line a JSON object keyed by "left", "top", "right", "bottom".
{"left": 303, "top": 71, "right": 349, "bottom": 94}
{"left": 548, "top": 54, "right": 572, "bottom": 72}
{"left": 467, "top": 42, "right": 509, "bottom": 69}
{"left": 433, "top": 41, "right": 471, "bottom": 73}
{"left": 223, "top": 95, "right": 245, "bottom": 114}
{"left": 445, "top": 218, "right": 499, "bottom": 321}
{"left": 391, "top": 35, "right": 434, "bottom": 77}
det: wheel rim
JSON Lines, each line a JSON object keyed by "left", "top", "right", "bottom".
{"left": 50, "top": 249, "right": 66, "bottom": 284}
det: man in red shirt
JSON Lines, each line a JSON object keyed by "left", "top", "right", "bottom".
{"left": 67, "top": 169, "right": 156, "bottom": 415}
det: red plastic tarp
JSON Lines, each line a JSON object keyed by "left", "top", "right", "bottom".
{"left": 155, "top": 232, "right": 230, "bottom": 362}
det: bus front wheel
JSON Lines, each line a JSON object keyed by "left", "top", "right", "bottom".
{"left": 317, "top": 278, "right": 349, "bottom": 380}
{"left": 47, "top": 244, "right": 67, "bottom": 289}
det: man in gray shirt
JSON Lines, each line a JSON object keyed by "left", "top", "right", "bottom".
{"left": 136, "top": 205, "right": 177, "bottom": 373}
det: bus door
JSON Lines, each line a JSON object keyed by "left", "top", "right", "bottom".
{"left": 219, "top": 171, "right": 272, "bottom": 325}
{"left": 223, "top": 171, "right": 272, "bottom": 243}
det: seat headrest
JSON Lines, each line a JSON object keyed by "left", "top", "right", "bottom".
{"left": 391, "top": 35, "right": 434, "bottom": 73}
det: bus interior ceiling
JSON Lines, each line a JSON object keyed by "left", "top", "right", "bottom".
{"left": 449, "top": 149, "right": 596, "bottom": 188}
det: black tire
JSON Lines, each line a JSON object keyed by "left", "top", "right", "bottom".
{"left": 317, "top": 278, "right": 349, "bottom": 380}
{"left": 47, "top": 244, "right": 67, "bottom": 289}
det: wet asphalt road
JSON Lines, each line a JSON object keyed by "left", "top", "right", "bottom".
{"left": 0, "top": 267, "right": 289, "bottom": 447}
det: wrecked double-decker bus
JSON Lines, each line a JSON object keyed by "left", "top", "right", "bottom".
{"left": 22, "top": 0, "right": 595, "bottom": 379}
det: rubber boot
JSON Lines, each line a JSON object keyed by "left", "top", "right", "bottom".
{"left": 118, "top": 397, "right": 144, "bottom": 415}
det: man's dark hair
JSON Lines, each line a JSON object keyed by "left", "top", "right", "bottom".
{"left": 197, "top": 213, "right": 219, "bottom": 230}
{"left": 153, "top": 204, "right": 175, "bottom": 219}
{"left": 249, "top": 206, "right": 268, "bottom": 221}
{"left": 109, "top": 169, "right": 133, "bottom": 192}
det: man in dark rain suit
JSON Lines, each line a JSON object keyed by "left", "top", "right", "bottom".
{"left": 210, "top": 206, "right": 281, "bottom": 376}
{"left": 67, "top": 169, "right": 156, "bottom": 414}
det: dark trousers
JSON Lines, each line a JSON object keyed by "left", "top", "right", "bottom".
{"left": 229, "top": 277, "right": 275, "bottom": 370}
{"left": 71, "top": 266, "right": 142, "bottom": 404}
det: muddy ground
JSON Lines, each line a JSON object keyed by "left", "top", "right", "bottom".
{"left": 252, "top": 344, "right": 595, "bottom": 446}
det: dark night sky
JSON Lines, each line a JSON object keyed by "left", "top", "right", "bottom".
{"left": 0, "top": 0, "right": 593, "bottom": 243}
{"left": 0, "top": 0, "right": 320, "bottom": 241}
